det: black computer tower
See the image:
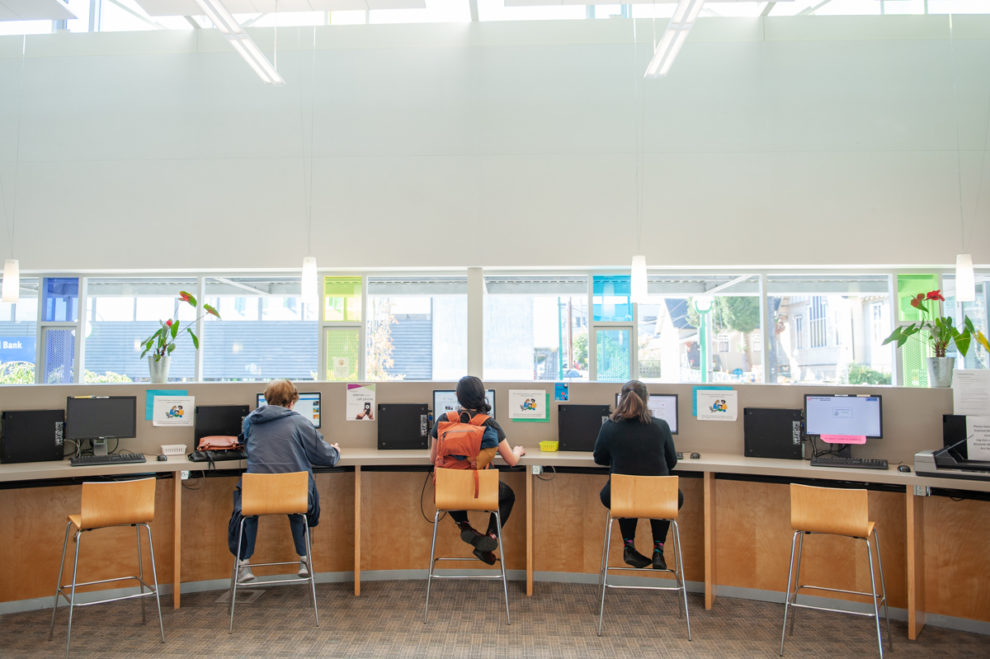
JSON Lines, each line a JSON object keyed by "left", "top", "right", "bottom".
{"left": 1, "top": 409, "right": 65, "bottom": 464}
{"left": 558, "top": 404, "right": 611, "bottom": 452}
{"left": 743, "top": 408, "right": 803, "bottom": 459}
{"left": 377, "top": 403, "right": 429, "bottom": 450}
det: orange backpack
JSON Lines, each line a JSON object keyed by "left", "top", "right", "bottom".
{"left": 434, "top": 411, "right": 494, "bottom": 497}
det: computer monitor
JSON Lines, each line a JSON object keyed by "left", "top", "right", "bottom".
{"left": 65, "top": 396, "right": 137, "bottom": 455}
{"left": 804, "top": 394, "right": 882, "bottom": 439}
{"left": 432, "top": 389, "right": 497, "bottom": 421}
{"left": 195, "top": 405, "right": 250, "bottom": 444}
{"left": 614, "top": 392, "right": 678, "bottom": 434}
{"left": 256, "top": 392, "right": 321, "bottom": 428}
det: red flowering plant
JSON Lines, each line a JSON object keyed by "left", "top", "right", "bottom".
{"left": 882, "top": 290, "right": 989, "bottom": 358}
{"left": 139, "top": 291, "right": 221, "bottom": 362}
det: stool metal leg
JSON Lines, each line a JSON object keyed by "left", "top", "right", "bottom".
{"left": 143, "top": 523, "right": 165, "bottom": 642}
{"left": 136, "top": 525, "right": 146, "bottom": 624}
{"left": 229, "top": 517, "right": 246, "bottom": 632}
{"left": 597, "top": 516, "right": 615, "bottom": 637}
{"left": 304, "top": 520, "right": 319, "bottom": 627}
{"left": 873, "top": 529, "right": 891, "bottom": 650}
{"left": 789, "top": 531, "right": 806, "bottom": 635}
{"left": 779, "top": 529, "right": 800, "bottom": 656}
{"left": 49, "top": 521, "right": 73, "bottom": 641}
{"left": 671, "top": 520, "right": 691, "bottom": 640}
{"left": 423, "top": 510, "right": 441, "bottom": 623}
{"left": 65, "top": 529, "right": 82, "bottom": 658}
{"left": 597, "top": 511, "right": 610, "bottom": 593}
{"left": 493, "top": 512, "right": 510, "bottom": 625}
{"left": 866, "top": 536, "right": 884, "bottom": 659}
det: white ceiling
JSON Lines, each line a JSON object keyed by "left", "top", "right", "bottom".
{"left": 135, "top": 0, "right": 426, "bottom": 15}
{"left": 0, "top": 0, "right": 76, "bottom": 21}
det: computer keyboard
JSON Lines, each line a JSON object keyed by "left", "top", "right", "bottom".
{"left": 70, "top": 452, "right": 147, "bottom": 467}
{"left": 809, "top": 455, "right": 888, "bottom": 470}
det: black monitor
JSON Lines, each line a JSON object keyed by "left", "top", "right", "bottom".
{"left": 614, "top": 392, "right": 678, "bottom": 434}
{"left": 432, "top": 389, "right": 497, "bottom": 421}
{"left": 195, "top": 405, "right": 249, "bottom": 444}
{"left": 256, "top": 392, "right": 321, "bottom": 428}
{"left": 804, "top": 394, "right": 882, "bottom": 439}
{"left": 65, "top": 396, "right": 137, "bottom": 455}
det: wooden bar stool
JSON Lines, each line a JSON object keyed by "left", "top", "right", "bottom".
{"left": 48, "top": 477, "right": 164, "bottom": 657}
{"left": 229, "top": 471, "right": 318, "bottom": 631}
{"left": 780, "top": 483, "right": 890, "bottom": 657}
{"left": 598, "top": 474, "right": 690, "bottom": 638}
{"left": 424, "top": 467, "right": 510, "bottom": 624}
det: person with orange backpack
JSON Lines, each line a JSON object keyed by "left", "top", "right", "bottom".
{"left": 430, "top": 375, "right": 526, "bottom": 564}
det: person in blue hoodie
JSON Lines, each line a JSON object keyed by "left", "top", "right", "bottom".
{"left": 228, "top": 379, "right": 340, "bottom": 583}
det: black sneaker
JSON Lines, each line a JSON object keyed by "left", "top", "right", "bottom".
{"left": 653, "top": 550, "right": 667, "bottom": 570}
{"left": 460, "top": 526, "right": 497, "bottom": 552}
{"left": 473, "top": 548, "right": 497, "bottom": 565}
{"left": 623, "top": 546, "right": 651, "bottom": 569}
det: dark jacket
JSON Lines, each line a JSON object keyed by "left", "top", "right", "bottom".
{"left": 592, "top": 417, "right": 677, "bottom": 476}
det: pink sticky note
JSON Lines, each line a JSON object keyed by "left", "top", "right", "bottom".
{"left": 820, "top": 434, "right": 867, "bottom": 445}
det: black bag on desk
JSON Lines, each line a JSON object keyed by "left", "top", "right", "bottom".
{"left": 1, "top": 409, "right": 65, "bottom": 464}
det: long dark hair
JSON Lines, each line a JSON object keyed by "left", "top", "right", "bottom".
{"left": 611, "top": 380, "right": 652, "bottom": 424}
{"left": 456, "top": 375, "right": 491, "bottom": 414}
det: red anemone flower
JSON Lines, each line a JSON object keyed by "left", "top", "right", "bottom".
{"left": 926, "top": 290, "right": 945, "bottom": 302}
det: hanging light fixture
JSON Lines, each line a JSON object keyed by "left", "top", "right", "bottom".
{"left": 955, "top": 253, "right": 975, "bottom": 303}
{"left": 1, "top": 259, "right": 18, "bottom": 304}
{"left": 301, "top": 256, "right": 318, "bottom": 304}
{"left": 631, "top": 255, "right": 648, "bottom": 304}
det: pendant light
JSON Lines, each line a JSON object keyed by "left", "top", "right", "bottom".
{"left": 1, "top": 259, "right": 18, "bottom": 304}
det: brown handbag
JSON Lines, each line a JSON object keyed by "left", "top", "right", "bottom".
{"left": 197, "top": 435, "right": 242, "bottom": 451}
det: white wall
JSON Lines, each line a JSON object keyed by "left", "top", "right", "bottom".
{"left": 0, "top": 16, "right": 988, "bottom": 272}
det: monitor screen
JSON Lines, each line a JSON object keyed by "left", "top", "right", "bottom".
{"left": 256, "top": 392, "right": 321, "bottom": 429}
{"left": 195, "top": 405, "right": 249, "bottom": 442}
{"left": 432, "top": 389, "right": 497, "bottom": 421}
{"left": 804, "top": 394, "right": 882, "bottom": 439}
{"left": 614, "top": 392, "right": 678, "bottom": 434}
{"left": 65, "top": 396, "right": 137, "bottom": 441}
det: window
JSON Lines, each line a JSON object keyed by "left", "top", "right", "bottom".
{"left": 323, "top": 277, "right": 363, "bottom": 382}
{"left": 40, "top": 277, "right": 80, "bottom": 383}
{"left": 793, "top": 315, "right": 805, "bottom": 350}
{"left": 366, "top": 276, "right": 467, "bottom": 381}
{"left": 809, "top": 297, "right": 829, "bottom": 349}
{"left": 0, "top": 278, "right": 39, "bottom": 384}
{"left": 484, "top": 276, "right": 588, "bottom": 381}
{"left": 83, "top": 277, "right": 198, "bottom": 383}
{"left": 201, "top": 277, "right": 318, "bottom": 382}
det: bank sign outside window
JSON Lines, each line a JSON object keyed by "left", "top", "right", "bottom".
{"left": 1, "top": 336, "right": 36, "bottom": 362}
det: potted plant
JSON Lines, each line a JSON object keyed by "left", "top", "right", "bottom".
{"left": 140, "top": 291, "right": 220, "bottom": 383}
{"left": 882, "top": 290, "right": 989, "bottom": 387}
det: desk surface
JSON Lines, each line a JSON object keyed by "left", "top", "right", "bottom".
{"left": 3, "top": 450, "right": 989, "bottom": 492}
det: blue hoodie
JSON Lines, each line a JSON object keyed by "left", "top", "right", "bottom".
{"left": 242, "top": 404, "right": 340, "bottom": 500}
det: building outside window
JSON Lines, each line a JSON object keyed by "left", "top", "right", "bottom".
{"left": 0, "top": 278, "right": 39, "bottom": 384}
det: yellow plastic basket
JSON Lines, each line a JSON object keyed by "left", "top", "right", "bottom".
{"left": 539, "top": 440, "right": 559, "bottom": 452}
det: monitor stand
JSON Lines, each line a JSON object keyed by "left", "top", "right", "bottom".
{"left": 92, "top": 439, "right": 108, "bottom": 456}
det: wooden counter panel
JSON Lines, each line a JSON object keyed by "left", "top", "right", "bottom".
{"left": 181, "top": 472, "right": 354, "bottom": 582}
{"left": 0, "top": 479, "right": 174, "bottom": 603}
{"left": 922, "top": 495, "right": 990, "bottom": 622}
{"left": 360, "top": 470, "right": 527, "bottom": 571}
{"left": 714, "top": 480, "right": 907, "bottom": 607}
{"left": 531, "top": 473, "right": 704, "bottom": 581}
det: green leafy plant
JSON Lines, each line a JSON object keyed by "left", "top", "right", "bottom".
{"left": 882, "top": 290, "right": 989, "bottom": 358}
{"left": 140, "top": 291, "right": 220, "bottom": 362}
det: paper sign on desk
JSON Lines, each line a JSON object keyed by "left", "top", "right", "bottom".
{"left": 967, "top": 417, "right": 990, "bottom": 461}
{"left": 509, "top": 389, "right": 549, "bottom": 422}
{"left": 692, "top": 386, "right": 732, "bottom": 416}
{"left": 152, "top": 396, "right": 194, "bottom": 426}
{"left": 953, "top": 370, "right": 990, "bottom": 416}
{"left": 146, "top": 389, "right": 187, "bottom": 420}
{"left": 346, "top": 384, "right": 376, "bottom": 421}
{"left": 820, "top": 434, "right": 867, "bottom": 445}
{"left": 696, "top": 390, "right": 737, "bottom": 422}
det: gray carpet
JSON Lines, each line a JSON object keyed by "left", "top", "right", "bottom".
{"left": 3, "top": 580, "right": 987, "bottom": 657}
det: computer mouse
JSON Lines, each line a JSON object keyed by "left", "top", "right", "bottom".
{"left": 690, "top": 452, "right": 701, "bottom": 459}
{"left": 897, "top": 464, "right": 911, "bottom": 473}
{"left": 157, "top": 454, "right": 168, "bottom": 462}
{"left": 676, "top": 452, "right": 683, "bottom": 460}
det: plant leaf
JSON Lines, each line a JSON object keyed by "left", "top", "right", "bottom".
{"left": 170, "top": 321, "right": 179, "bottom": 339}
{"left": 187, "top": 327, "right": 199, "bottom": 350}
{"left": 180, "top": 290, "right": 197, "bottom": 307}
{"left": 976, "top": 330, "right": 990, "bottom": 353}
{"left": 203, "top": 303, "right": 220, "bottom": 318}
{"left": 954, "top": 331, "right": 970, "bottom": 357}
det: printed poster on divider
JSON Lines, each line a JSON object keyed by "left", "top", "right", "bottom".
{"left": 346, "top": 384, "right": 376, "bottom": 421}
{"left": 508, "top": 389, "right": 550, "bottom": 422}
{"left": 152, "top": 396, "right": 195, "bottom": 426}
{"left": 696, "top": 389, "right": 738, "bottom": 422}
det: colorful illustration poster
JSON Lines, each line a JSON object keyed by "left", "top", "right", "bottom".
{"left": 346, "top": 383, "right": 376, "bottom": 421}
{"left": 152, "top": 395, "right": 195, "bottom": 426}
{"left": 508, "top": 389, "right": 550, "bottom": 422}
{"left": 146, "top": 389, "right": 187, "bottom": 420}
{"left": 554, "top": 383, "right": 569, "bottom": 402}
{"left": 696, "top": 390, "right": 737, "bottom": 422}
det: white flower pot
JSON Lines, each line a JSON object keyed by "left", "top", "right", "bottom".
{"left": 148, "top": 356, "right": 171, "bottom": 384}
{"left": 926, "top": 357, "right": 954, "bottom": 388}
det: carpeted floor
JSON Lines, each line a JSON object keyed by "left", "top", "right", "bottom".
{"left": 3, "top": 579, "right": 986, "bottom": 657}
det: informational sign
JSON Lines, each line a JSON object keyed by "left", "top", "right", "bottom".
{"left": 152, "top": 395, "right": 195, "bottom": 427}
{"left": 346, "top": 383, "right": 376, "bottom": 421}
{"left": 508, "top": 389, "right": 549, "bottom": 422}
{"left": 146, "top": 389, "right": 187, "bottom": 420}
{"left": 953, "top": 370, "right": 990, "bottom": 416}
{"left": 967, "top": 417, "right": 990, "bottom": 461}
{"left": 696, "top": 389, "right": 738, "bottom": 422}
{"left": 554, "top": 383, "right": 569, "bottom": 402}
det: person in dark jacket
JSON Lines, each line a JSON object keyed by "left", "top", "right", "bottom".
{"left": 593, "top": 379, "right": 682, "bottom": 570}
{"left": 228, "top": 379, "right": 340, "bottom": 583}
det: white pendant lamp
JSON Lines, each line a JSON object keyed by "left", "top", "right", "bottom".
{"left": 955, "top": 253, "right": 975, "bottom": 303}
{"left": 1, "top": 259, "right": 19, "bottom": 304}
{"left": 301, "top": 256, "right": 318, "bottom": 304}
{"left": 631, "top": 255, "right": 648, "bottom": 304}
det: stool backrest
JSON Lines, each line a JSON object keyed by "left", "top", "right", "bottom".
{"left": 79, "top": 478, "right": 156, "bottom": 530}
{"left": 789, "top": 483, "right": 870, "bottom": 537}
{"left": 241, "top": 472, "right": 309, "bottom": 516}
{"left": 434, "top": 467, "right": 499, "bottom": 512}
{"left": 610, "top": 474, "right": 679, "bottom": 520}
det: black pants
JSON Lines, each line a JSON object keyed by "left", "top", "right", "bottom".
{"left": 599, "top": 480, "right": 684, "bottom": 545}
{"left": 449, "top": 481, "right": 515, "bottom": 535}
